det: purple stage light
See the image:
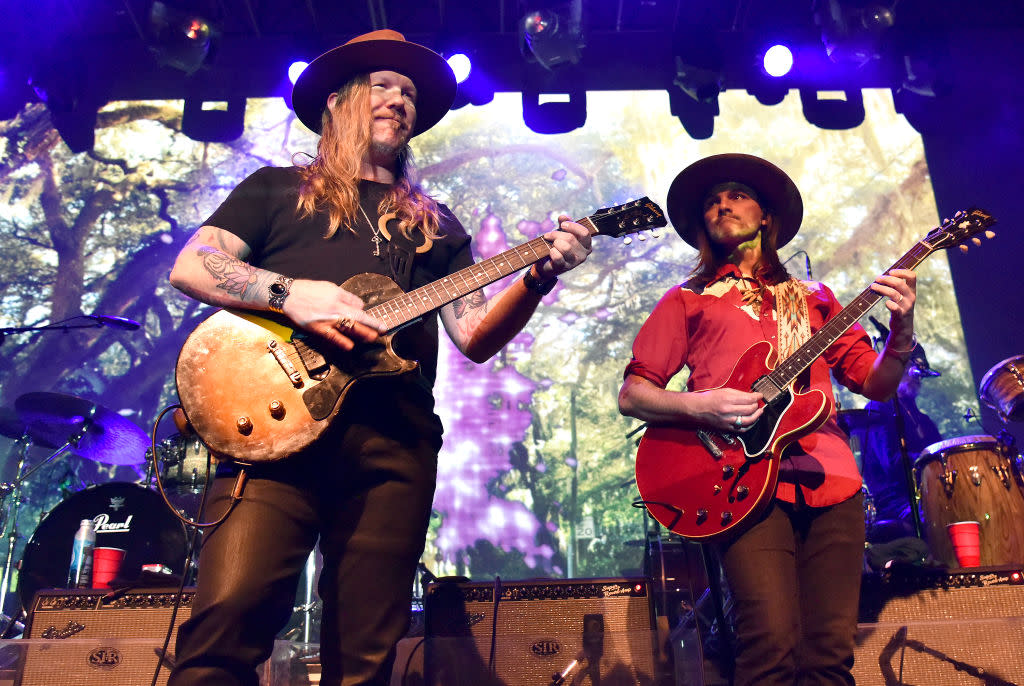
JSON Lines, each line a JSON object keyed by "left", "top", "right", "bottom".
{"left": 447, "top": 53, "right": 472, "bottom": 84}
{"left": 287, "top": 61, "right": 308, "bottom": 85}
{"left": 764, "top": 44, "right": 794, "bottom": 78}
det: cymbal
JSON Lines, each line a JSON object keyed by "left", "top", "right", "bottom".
{"left": 14, "top": 392, "right": 148, "bottom": 465}
{"left": 837, "top": 408, "right": 887, "bottom": 431}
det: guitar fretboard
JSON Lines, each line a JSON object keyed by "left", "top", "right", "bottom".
{"left": 368, "top": 217, "right": 598, "bottom": 331}
{"left": 759, "top": 238, "right": 937, "bottom": 398}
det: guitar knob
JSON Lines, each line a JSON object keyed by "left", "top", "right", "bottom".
{"left": 713, "top": 484, "right": 722, "bottom": 495}
{"left": 696, "top": 509, "right": 709, "bottom": 523}
{"left": 236, "top": 416, "right": 253, "bottom": 435}
{"left": 268, "top": 400, "right": 286, "bottom": 420}
{"left": 736, "top": 485, "right": 749, "bottom": 499}
{"left": 722, "top": 465, "right": 734, "bottom": 478}
{"left": 721, "top": 511, "right": 733, "bottom": 524}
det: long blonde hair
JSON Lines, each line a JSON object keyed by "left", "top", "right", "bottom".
{"left": 296, "top": 74, "right": 444, "bottom": 241}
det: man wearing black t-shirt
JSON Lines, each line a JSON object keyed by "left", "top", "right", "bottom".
{"left": 167, "top": 30, "right": 592, "bottom": 686}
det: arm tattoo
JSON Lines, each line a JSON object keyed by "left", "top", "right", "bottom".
{"left": 197, "top": 246, "right": 263, "bottom": 300}
{"left": 452, "top": 290, "right": 488, "bottom": 320}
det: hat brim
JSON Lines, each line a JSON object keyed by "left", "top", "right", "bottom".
{"left": 291, "top": 38, "right": 456, "bottom": 136}
{"left": 667, "top": 153, "right": 803, "bottom": 249}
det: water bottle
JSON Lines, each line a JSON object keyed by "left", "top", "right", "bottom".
{"left": 67, "top": 518, "right": 96, "bottom": 588}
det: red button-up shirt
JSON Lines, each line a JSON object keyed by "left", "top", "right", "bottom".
{"left": 624, "top": 264, "right": 878, "bottom": 507}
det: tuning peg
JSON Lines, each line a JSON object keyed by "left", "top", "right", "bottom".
{"left": 972, "top": 237, "right": 982, "bottom": 246}
{"left": 651, "top": 229, "right": 662, "bottom": 238}
{"left": 622, "top": 236, "right": 633, "bottom": 245}
{"left": 985, "top": 230, "right": 996, "bottom": 239}
{"left": 637, "top": 233, "right": 647, "bottom": 241}
{"left": 959, "top": 244, "right": 969, "bottom": 253}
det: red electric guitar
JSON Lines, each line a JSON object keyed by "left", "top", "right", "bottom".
{"left": 634, "top": 208, "right": 996, "bottom": 542}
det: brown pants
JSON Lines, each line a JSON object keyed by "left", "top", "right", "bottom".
{"left": 716, "top": 492, "right": 865, "bottom": 686}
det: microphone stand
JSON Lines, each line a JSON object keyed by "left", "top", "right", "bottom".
{"left": 0, "top": 315, "right": 133, "bottom": 346}
{"left": 891, "top": 397, "right": 924, "bottom": 539}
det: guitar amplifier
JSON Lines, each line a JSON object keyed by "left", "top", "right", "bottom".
{"left": 423, "top": 577, "right": 658, "bottom": 686}
{"left": 18, "top": 586, "right": 195, "bottom": 686}
{"left": 854, "top": 566, "right": 1024, "bottom": 685}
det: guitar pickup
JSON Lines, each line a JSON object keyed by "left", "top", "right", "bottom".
{"left": 293, "top": 337, "right": 330, "bottom": 380}
{"left": 697, "top": 430, "right": 723, "bottom": 459}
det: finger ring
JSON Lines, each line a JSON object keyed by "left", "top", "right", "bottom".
{"left": 896, "top": 294, "right": 904, "bottom": 304}
{"left": 734, "top": 415, "right": 743, "bottom": 429}
{"left": 335, "top": 316, "right": 354, "bottom": 331}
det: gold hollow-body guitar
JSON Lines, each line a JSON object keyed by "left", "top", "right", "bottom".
{"left": 176, "top": 198, "right": 666, "bottom": 464}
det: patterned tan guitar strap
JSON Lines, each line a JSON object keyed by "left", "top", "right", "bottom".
{"left": 775, "top": 278, "right": 813, "bottom": 360}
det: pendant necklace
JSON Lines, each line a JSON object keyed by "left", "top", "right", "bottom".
{"left": 358, "top": 203, "right": 386, "bottom": 258}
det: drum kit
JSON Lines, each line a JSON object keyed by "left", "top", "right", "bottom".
{"left": 0, "top": 391, "right": 212, "bottom": 624}
{"left": 845, "top": 353, "right": 1024, "bottom": 569}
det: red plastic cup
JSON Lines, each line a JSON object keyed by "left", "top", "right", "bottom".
{"left": 91, "top": 547, "right": 127, "bottom": 589}
{"left": 947, "top": 521, "right": 981, "bottom": 567}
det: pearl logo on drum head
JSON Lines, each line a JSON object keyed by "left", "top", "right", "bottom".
{"left": 92, "top": 513, "right": 134, "bottom": 533}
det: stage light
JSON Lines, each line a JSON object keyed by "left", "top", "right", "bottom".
{"left": 182, "top": 97, "right": 246, "bottom": 142}
{"left": 668, "top": 86, "right": 717, "bottom": 140}
{"left": 763, "top": 44, "right": 793, "bottom": 78}
{"left": 521, "top": 5, "right": 584, "bottom": 71}
{"left": 447, "top": 53, "right": 472, "bottom": 84}
{"left": 800, "top": 88, "right": 865, "bottom": 130}
{"left": 813, "top": 0, "right": 895, "bottom": 66}
{"left": 287, "top": 61, "right": 308, "bottom": 86}
{"left": 29, "top": 64, "right": 100, "bottom": 152}
{"left": 147, "top": 1, "right": 218, "bottom": 75}
{"left": 522, "top": 89, "right": 587, "bottom": 135}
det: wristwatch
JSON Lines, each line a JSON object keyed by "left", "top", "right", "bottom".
{"left": 267, "top": 276, "right": 294, "bottom": 314}
{"left": 523, "top": 268, "right": 557, "bottom": 295}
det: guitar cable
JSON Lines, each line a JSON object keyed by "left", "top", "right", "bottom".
{"left": 146, "top": 404, "right": 248, "bottom": 686}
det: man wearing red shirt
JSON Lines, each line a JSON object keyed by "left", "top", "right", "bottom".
{"left": 619, "top": 154, "right": 917, "bottom": 685}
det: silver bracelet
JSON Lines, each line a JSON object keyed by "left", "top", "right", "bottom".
{"left": 267, "top": 276, "right": 294, "bottom": 314}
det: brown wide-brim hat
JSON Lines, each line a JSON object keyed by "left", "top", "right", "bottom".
{"left": 667, "top": 153, "right": 803, "bottom": 248}
{"left": 291, "top": 29, "right": 456, "bottom": 136}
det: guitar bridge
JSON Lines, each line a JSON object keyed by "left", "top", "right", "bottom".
{"left": 267, "top": 340, "right": 302, "bottom": 386}
{"left": 697, "top": 430, "right": 724, "bottom": 459}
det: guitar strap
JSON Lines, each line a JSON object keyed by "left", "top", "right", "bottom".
{"left": 775, "top": 278, "right": 813, "bottom": 360}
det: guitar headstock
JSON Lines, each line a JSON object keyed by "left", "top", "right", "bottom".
{"left": 925, "top": 208, "right": 997, "bottom": 254}
{"left": 585, "top": 197, "right": 667, "bottom": 240}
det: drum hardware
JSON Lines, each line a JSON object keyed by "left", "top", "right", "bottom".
{"left": 979, "top": 354, "right": 1024, "bottom": 424}
{"left": 969, "top": 464, "right": 983, "bottom": 486}
{"left": 941, "top": 469, "right": 956, "bottom": 496}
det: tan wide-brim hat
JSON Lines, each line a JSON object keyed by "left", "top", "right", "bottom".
{"left": 291, "top": 29, "right": 456, "bottom": 136}
{"left": 667, "top": 153, "right": 803, "bottom": 248}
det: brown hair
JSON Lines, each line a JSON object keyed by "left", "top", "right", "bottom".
{"left": 295, "top": 74, "right": 444, "bottom": 241}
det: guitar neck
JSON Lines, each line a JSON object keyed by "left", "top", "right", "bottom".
{"left": 366, "top": 217, "right": 598, "bottom": 331}
{"left": 764, "top": 238, "right": 937, "bottom": 395}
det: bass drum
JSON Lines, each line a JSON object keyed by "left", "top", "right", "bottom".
{"left": 19, "top": 483, "right": 188, "bottom": 610}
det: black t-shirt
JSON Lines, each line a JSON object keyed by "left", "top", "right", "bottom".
{"left": 204, "top": 165, "right": 473, "bottom": 388}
